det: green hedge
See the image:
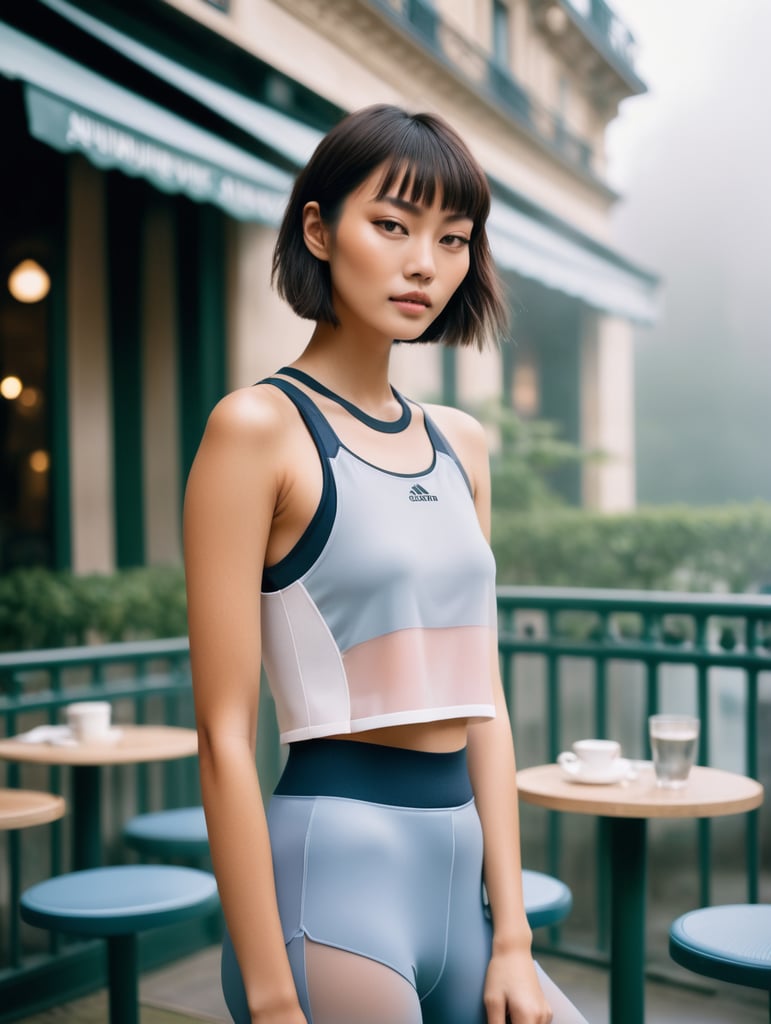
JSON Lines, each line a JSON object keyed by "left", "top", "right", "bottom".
{"left": 492, "top": 501, "right": 771, "bottom": 592}
{"left": 0, "top": 566, "right": 187, "bottom": 652}
{"left": 2, "top": 502, "right": 770, "bottom": 651}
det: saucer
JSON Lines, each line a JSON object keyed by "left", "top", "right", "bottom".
{"left": 558, "top": 756, "right": 631, "bottom": 785}
{"left": 51, "top": 726, "right": 124, "bottom": 747}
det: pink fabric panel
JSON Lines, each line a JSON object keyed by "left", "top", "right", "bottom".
{"left": 341, "top": 626, "right": 494, "bottom": 719}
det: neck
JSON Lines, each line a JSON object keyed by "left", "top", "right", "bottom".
{"left": 295, "top": 322, "right": 395, "bottom": 403}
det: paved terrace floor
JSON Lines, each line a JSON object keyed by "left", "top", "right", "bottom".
{"left": 15, "top": 944, "right": 767, "bottom": 1023}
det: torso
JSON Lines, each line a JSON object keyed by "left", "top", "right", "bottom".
{"left": 255, "top": 370, "right": 490, "bottom": 754}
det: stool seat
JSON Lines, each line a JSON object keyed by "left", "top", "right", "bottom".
{"left": 522, "top": 869, "right": 573, "bottom": 929}
{"left": 123, "top": 806, "right": 209, "bottom": 859}
{"left": 669, "top": 904, "right": 771, "bottom": 992}
{"left": 21, "top": 865, "right": 219, "bottom": 1024}
{"left": 21, "top": 864, "right": 218, "bottom": 935}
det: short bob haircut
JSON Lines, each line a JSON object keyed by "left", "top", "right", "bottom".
{"left": 272, "top": 104, "right": 507, "bottom": 349}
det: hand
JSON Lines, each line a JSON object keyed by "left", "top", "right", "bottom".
{"left": 483, "top": 951, "right": 553, "bottom": 1024}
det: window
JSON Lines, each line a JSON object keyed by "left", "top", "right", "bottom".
{"left": 492, "top": 0, "right": 511, "bottom": 67}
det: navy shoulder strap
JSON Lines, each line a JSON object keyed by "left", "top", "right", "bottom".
{"left": 259, "top": 376, "right": 341, "bottom": 459}
{"left": 421, "top": 409, "right": 473, "bottom": 496}
{"left": 257, "top": 377, "right": 339, "bottom": 592}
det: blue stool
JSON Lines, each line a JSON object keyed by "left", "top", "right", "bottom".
{"left": 20, "top": 864, "right": 219, "bottom": 1024}
{"left": 522, "top": 869, "right": 573, "bottom": 929}
{"left": 123, "top": 806, "right": 209, "bottom": 860}
{"left": 669, "top": 904, "right": 771, "bottom": 1022}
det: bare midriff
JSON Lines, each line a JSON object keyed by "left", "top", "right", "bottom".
{"left": 328, "top": 718, "right": 470, "bottom": 753}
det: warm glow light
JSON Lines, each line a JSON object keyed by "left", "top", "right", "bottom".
{"left": 8, "top": 259, "right": 51, "bottom": 303}
{"left": 0, "top": 375, "right": 23, "bottom": 400}
{"left": 29, "top": 449, "right": 50, "bottom": 473}
{"left": 18, "top": 387, "right": 42, "bottom": 409}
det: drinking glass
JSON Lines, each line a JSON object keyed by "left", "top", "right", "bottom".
{"left": 648, "top": 714, "right": 700, "bottom": 788}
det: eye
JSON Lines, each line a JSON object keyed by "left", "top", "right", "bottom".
{"left": 441, "top": 233, "right": 471, "bottom": 249}
{"left": 375, "top": 219, "right": 407, "bottom": 235}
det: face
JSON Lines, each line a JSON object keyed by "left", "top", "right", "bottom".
{"left": 305, "top": 165, "right": 473, "bottom": 342}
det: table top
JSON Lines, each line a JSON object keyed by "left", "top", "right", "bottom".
{"left": 0, "top": 725, "right": 198, "bottom": 767}
{"left": 517, "top": 763, "right": 764, "bottom": 819}
{"left": 0, "top": 788, "right": 66, "bottom": 830}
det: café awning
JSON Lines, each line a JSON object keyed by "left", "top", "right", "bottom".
{"left": 40, "top": 0, "right": 321, "bottom": 170}
{"left": 488, "top": 196, "right": 659, "bottom": 324}
{"left": 0, "top": 21, "right": 293, "bottom": 223}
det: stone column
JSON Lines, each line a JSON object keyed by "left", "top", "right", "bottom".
{"left": 67, "top": 156, "right": 114, "bottom": 573}
{"left": 580, "top": 309, "right": 636, "bottom": 511}
{"left": 142, "top": 199, "right": 182, "bottom": 565}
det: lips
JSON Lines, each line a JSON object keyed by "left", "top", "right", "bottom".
{"left": 390, "top": 291, "right": 431, "bottom": 308}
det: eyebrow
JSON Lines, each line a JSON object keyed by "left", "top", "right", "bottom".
{"left": 375, "top": 195, "right": 473, "bottom": 224}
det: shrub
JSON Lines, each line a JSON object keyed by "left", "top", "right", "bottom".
{"left": 492, "top": 501, "right": 771, "bottom": 592}
{"left": 0, "top": 566, "right": 187, "bottom": 652}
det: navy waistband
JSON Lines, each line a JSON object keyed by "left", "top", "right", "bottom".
{"left": 274, "top": 739, "right": 473, "bottom": 808}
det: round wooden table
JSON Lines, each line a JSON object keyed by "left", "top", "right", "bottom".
{"left": 0, "top": 788, "right": 65, "bottom": 830}
{"left": 516, "top": 763, "right": 764, "bottom": 1024}
{"left": 0, "top": 726, "right": 198, "bottom": 868}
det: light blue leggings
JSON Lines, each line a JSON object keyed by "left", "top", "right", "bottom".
{"left": 221, "top": 740, "right": 587, "bottom": 1024}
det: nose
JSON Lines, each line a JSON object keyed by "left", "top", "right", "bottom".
{"left": 403, "top": 234, "right": 435, "bottom": 282}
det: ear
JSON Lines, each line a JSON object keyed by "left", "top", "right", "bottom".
{"left": 302, "top": 202, "right": 331, "bottom": 262}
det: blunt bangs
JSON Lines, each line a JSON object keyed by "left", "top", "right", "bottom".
{"left": 372, "top": 122, "right": 490, "bottom": 231}
{"left": 272, "top": 104, "right": 507, "bottom": 349}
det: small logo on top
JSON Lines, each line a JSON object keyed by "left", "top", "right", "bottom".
{"left": 409, "top": 484, "right": 438, "bottom": 502}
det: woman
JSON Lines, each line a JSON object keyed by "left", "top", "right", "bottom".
{"left": 184, "top": 104, "right": 587, "bottom": 1024}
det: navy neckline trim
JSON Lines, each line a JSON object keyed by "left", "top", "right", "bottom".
{"left": 277, "top": 366, "right": 412, "bottom": 434}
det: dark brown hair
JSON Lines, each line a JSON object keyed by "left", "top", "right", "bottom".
{"left": 272, "top": 104, "right": 507, "bottom": 349}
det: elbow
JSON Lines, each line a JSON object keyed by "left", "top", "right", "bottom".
{"left": 196, "top": 723, "right": 255, "bottom": 780}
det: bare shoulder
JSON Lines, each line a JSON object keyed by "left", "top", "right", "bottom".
{"left": 422, "top": 402, "right": 490, "bottom": 500}
{"left": 202, "top": 383, "right": 293, "bottom": 449}
{"left": 185, "top": 383, "right": 300, "bottom": 510}
{"left": 422, "top": 402, "right": 489, "bottom": 458}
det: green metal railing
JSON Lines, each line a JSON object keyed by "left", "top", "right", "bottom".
{"left": 497, "top": 586, "right": 770, "bottom": 971}
{"left": 0, "top": 586, "right": 769, "bottom": 1016}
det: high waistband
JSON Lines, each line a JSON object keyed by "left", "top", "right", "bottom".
{"left": 274, "top": 738, "right": 473, "bottom": 807}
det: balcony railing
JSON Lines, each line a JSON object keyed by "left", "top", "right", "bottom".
{"left": 1, "top": 586, "right": 768, "bottom": 1014}
{"left": 565, "top": 0, "right": 638, "bottom": 77}
{"left": 365, "top": 0, "right": 597, "bottom": 177}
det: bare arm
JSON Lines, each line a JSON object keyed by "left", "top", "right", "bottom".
{"left": 184, "top": 389, "right": 306, "bottom": 1024}
{"left": 428, "top": 405, "right": 551, "bottom": 1024}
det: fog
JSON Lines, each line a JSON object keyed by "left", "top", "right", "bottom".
{"left": 606, "top": 0, "right": 771, "bottom": 504}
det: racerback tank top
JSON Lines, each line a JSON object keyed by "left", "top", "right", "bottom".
{"left": 259, "top": 371, "right": 497, "bottom": 743}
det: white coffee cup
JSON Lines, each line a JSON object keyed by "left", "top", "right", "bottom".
{"left": 558, "top": 738, "right": 621, "bottom": 774}
{"left": 65, "top": 701, "right": 112, "bottom": 743}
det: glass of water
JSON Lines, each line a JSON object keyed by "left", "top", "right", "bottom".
{"left": 648, "top": 715, "right": 700, "bottom": 788}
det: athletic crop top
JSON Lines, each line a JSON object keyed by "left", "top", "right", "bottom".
{"left": 259, "top": 370, "right": 497, "bottom": 743}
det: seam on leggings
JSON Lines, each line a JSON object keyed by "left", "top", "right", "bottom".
{"left": 297, "top": 801, "right": 318, "bottom": 1024}
{"left": 297, "top": 799, "right": 417, "bottom": 997}
{"left": 296, "top": 798, "right": 317, "bottom": 940}
{"left": 302, "top": 933, "right": 416, "bottom": 990}
{"left": 419, "top": 808, "right": 456, "bottom": 1002}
